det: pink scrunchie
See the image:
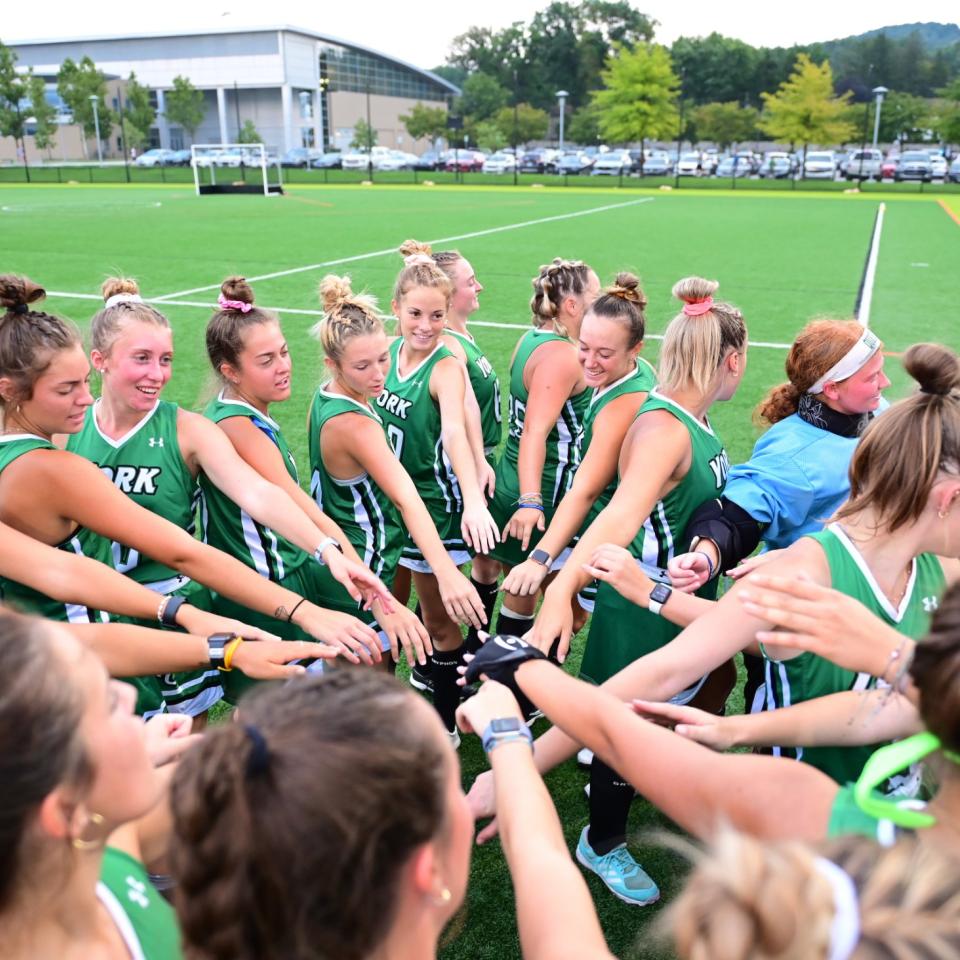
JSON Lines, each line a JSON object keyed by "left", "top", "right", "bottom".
{"left": 682, "top": 296, "right": 714, "bottom": 317}
{"left": 218, "top": 293, "right": 252, "bottom": 313}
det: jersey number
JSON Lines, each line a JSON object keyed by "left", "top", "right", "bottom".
{"left": 387, "top": 424, "right": 405, "bottom": 460}
{"left": 112, "top": 541, "right": 140, "bottom": 575}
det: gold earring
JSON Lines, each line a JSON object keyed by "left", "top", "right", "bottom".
{"left": 71, "top": 812, "right": 105, "bottom": 850}
{"left": 939, "top": 508, "right": 950, "bottom": 520}
{"left": 432, "top": 886, "right": 452, "bottom": 906}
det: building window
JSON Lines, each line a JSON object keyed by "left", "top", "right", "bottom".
{"left": 319, "top": 43, "right": 449, "bottom": 101}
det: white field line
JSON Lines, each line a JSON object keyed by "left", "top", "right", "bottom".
{"left": 856, "top": 202, "right": 886, "bottom": 327}
{"left": 150, "top": 197, "right": 656, "bottom": 302}
{"left": 46, "top": 289, "right": 792, "bottom": 348}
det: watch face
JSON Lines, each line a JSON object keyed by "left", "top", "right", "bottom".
{"left": 491, "top": 717, "right": 522, "bottom": 734}
{"left": 650, "top": 582, "right": 672, "bottom": 604}
{"left": 530, "top": 549, "right": 551, "bottom": 565}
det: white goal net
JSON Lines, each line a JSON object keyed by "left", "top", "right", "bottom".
{"left": 190, "top": 143, "right": 284, "bottom": 196}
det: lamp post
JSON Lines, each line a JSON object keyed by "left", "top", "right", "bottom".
{"left": 872, "top": 86, "right": 888, "bottom": 147}
{"left": 556, "top": 89, "right": 569, "bottom": 150}
{"left": 89, "top": 94, "right": 103, "bottom": 163}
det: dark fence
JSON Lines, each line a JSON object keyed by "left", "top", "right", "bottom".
{"left": 1, "top": 162, "right": 959, "bottom": 196}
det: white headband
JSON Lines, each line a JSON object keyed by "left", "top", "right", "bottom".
{"left": 104, "top": 293, "right": 143, "bottom": 309}
{"left": 808, "top": 330, "right": 881, "bottom": 395}
{"left": 815, "top": 857, "right": 861, "bottom": 960}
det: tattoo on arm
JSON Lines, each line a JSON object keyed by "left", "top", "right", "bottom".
{"left": 274, "top": 605, "right": 288, "bottom": 621}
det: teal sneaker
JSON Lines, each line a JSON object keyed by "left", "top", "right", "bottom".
{"left": 575, "top": 827, "right": 660, "bottom": 906}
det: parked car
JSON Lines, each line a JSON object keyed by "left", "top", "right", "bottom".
{"left": 376, "top": 150, "right": 417, "bottom": 171}
{"left": 675, "top": 152, "right": 704, "bottom": 176}
{"left": 949, "top": 156, "right": 960, "bottom": 183}
{"left": 412, "top": 151, "right": 442, "bottom": 170}
{"left": 556, "top": 151, "right": 593, "bottom": 174}
{"left": 927, "top": 152, "right": 948, "bottom": 179}
{"left": 482, "top": 151, "right": 518, "bottom": 174}
{"left": 168, "top": 149, "right": 192, "bottom": 166}
{"left": 638, "top": 151, "right": 672, "bottom": 176}
{"left": 803, "top": 151, "right": 837, "bottom": 179}
{"left": 758, "top": 153, "right": 793, "bottom": 178}
{"left": 281, "top": 147, "right": 324, "bottom": 168}
{"left": 843, "top": 149, "right": 883, "bottom": 180}
{"left": 135, "top": 148, "right": 179, "bottom": 168}
{"left": 445, "top": 150, "right": 486, "bottom": 172}
{"left": 716, "top": 155, "right": 752, "bottom": 178}
{"left": 734, "top": 151, "right": 760, "bottom": 174}
{"left": 700, "top": 151, "right": 719, "bottom": 175}
{"left": 519, "top": 149, "right": 558, "bottom": 173}
{"left": 590, "top": 150, "right": 632, "bottom": 175}
{"left": 895, "top": 151, "right": 933, "bottom": 182}
{"left": 212, "top": 149, "right": 246, "bottom": 168}
{"left": 880, "top": 156, "right": 898, "bottom": 179}
{"left": 311, "top": 152, "right": 343, "bottom": 169}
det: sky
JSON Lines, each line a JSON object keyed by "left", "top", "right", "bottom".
{"left": 4, "top": 1, "right": 958, "bottom": 69}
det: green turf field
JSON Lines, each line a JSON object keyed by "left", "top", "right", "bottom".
{"left": 2, "top": 183, "right": 958, "bottom": 958}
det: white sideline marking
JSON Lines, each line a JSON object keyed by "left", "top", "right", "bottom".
{"left": 46, "top": 289, "right": 792, "bottom": 349}
{"left": 150, "top": 197, "right": 655, "bottom": 301}
{"left": 857, "top": 202, "right": 885, "bottom": 327}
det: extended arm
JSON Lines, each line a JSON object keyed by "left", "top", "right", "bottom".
{"left": 457, "top": 684, "right": 615, "bottom": 960}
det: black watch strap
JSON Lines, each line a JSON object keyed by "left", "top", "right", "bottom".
{"left": 207, "top": 632, "right": 231, "bottom": 667}
{"left": 161, "top": 595, "right": 187, "bottom": 627}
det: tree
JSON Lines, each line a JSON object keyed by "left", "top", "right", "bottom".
{"left": 237, "top": 119, "right": 262, "bottom": 143}
{"left": 591, "top": 43, "right": 679, "bottom": 153}
{"left": 400, "top": 102, "right": 448, "bottom": 142}
{"left": 123, "top": 72, "right": 156, "bottom": 138}
{"left": 495, "top": 103, "right": 549, "bottom": 146}
{"left": 935, "top": 78, "right": 960, "bottom": 145}
{"left": 760, "top": 54, "right": 855, "bottom": 158}
{"left": 0, "top": 42, "right": 30, "bottom": 162}
{"left": 670, "top": 33, "right": 759, "bottom": 105}
{"left": 867, "top": 91, "right": 929, "bottom": 146}
{"left": 165, "top": 75, "right": 206, "bottom": 140}
{"left": 566, "top": 102, "right": 602, "bottom": 145}
{"left": 121, "top": 116, "right": 148, "bottom": 151}
{"left": 474, "top": 119, "right": 507, "bottom": 152}
{"left": 692, "top": 101, "right": 759, "bottom": 149}
{"left": 459, "top": 72, "right": 509, "bottom": 123}
{"left": 28, "top": 73, "right": 57, "bottom": 154}
{"left": 350, "top": 118, "right": 377, "bottom": 150}
{"left": 57, "top": 56, "right": 108, "bottom": 159}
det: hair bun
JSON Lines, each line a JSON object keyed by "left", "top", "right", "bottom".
{"left": 101, "top": 276, "right": 140, "bottom": 302}
{"left": 318, "top": 275, "right": 355, "bottom": 315}
{"left": 904, "top": 343, "right": 960, "bottom": 397}
{"left": 220, "top": 276, "right": 254, "bottom": 306}
{"left": 0, "top": 275, "right": 46, "bottom": 314}
{"left": 398, "top": 239, "right": 433, "bottom": 261}
{"left": 672, "top": 276, "right": 719, "bottom": 305}
{"left": 608, "top": 272, "right": 647, "bottom": 310}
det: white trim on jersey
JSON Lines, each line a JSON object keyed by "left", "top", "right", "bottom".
{"left": 240, "top": 511, "right": 274, "bottom": 580}
{"left": 828, "top": 523, "right": 917, "bottom": 623}
{"left": 394, "top": 342, "right": 444, "bottom": 384}
{"left": 96, "top": 881, "right": 147, "bottom": 960}
{"left": 90, "top": 398, "right": 160, "bottom": 449}
{"left": 215, "top": 389, "right": 282, "bottom": 431}
{"left": 648, "top": 388, "right": 717, "bottom": 437}
{"left": 317, "top": 383, "right": 385, "bottom": 423}
{"left": 349, "top": 476, "right": 390, "bottom": 578}
{"left": 588, "top": 367, "right": 639, "bottom": 408}
{"left": 0, "top": 432, "right": 49, "bottom": 444}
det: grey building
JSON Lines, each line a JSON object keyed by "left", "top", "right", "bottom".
{"left": 11, "top": 25, "right": 459, "bottom": 154}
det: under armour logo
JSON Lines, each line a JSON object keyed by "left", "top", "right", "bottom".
{"left": 126, "top": 876, "right": 149, "bottom": 909}
{"left": 148, "top": 437, "right": 164, "bottom": 448}
{"left": 922, "top": 596, "right": 938, "bottom": 613}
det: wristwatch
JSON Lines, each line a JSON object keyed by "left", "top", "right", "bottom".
{"left": 481, "top": 717, "right": 534, "bottom": 754}
{"left": 207, "top": 633, "right": 231, "bottom": 669}
{"left": 648, "top": 582, "right": 673, "bottom": 617}
{"left": 529, "top": 548, "right": 552, "bottom": 567}
{"left": 313, "top": 536, "right": 342, "bottom": 566}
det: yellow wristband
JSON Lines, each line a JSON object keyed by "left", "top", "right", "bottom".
{"left": 220, "top": 636, "right": 245, "bottom": 672}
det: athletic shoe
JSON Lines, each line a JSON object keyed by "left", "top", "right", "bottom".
{"left": 575, "top": 827, "right": 660, "bottom": 906}
{"left": 447, "top": 726, "right": 461, "bottom": 750}
{"left": 577, "top": 747, "right": 594, "bottom": 767}
{"left": 409, "top": 663, "right": 434, "bottom": 695}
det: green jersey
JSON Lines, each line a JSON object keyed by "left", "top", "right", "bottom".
{"left": 762, "top": 523, "right": 945, "bottom": 786}
{"left": 489, "top": 329, "right": 590, "bottom": 566}
{"left": 0, "top": 435, "right": 112, "bottom": 623}
{"left": 575, "top": 358, "right": 657, "bottom": 610}
{"left": 201, "top": 392, "right": 307, "bottom": 579}
{"left": 445, "top": 327, "right": 502, "bottom": 454}
{"left": 98, "top": 847, "right": 182, "bottom": 960}
{"left": 827, "top": 784, "right": 902, "bottom": 843}
{"left": 376, "top": 340, "right": 468, "bottom": 559}
{"left": 580, "top": 390, "right": 728, "bottom": 687}
{"left": 67, "top": 400, "right": 199, "bottom": 587}
{"left": 308, "top": 384, "right": 404, "bottom": 582}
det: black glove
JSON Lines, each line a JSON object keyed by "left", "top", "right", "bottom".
{"left": 464, "top": 634, "right": 547, "bottom": 687}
